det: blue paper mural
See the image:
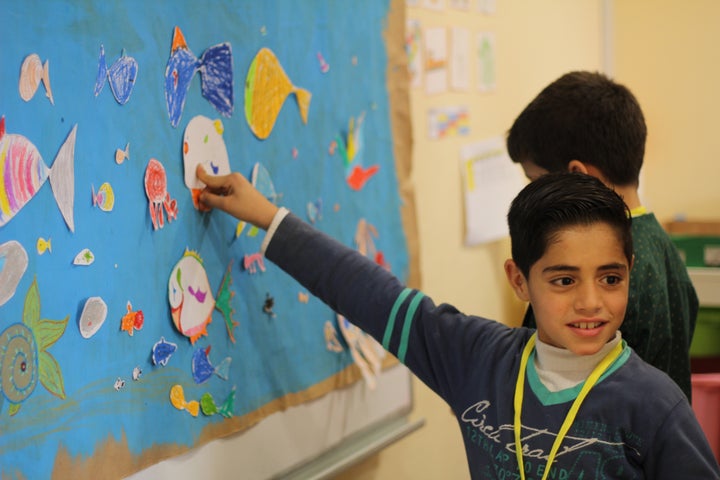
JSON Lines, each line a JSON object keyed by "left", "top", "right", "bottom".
{"left": 0, "top": 1, "right": 407, "bottom": 477}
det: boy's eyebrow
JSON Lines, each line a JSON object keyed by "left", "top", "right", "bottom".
{"left": 542, "top": 263, "right": 628, "bottom": 274}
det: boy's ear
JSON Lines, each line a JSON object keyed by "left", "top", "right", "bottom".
{"left": 567, "top": 159, "right": 590, "bottom": 174}
{"left": 504, "top": 259, "right": 530, "bottom": 302}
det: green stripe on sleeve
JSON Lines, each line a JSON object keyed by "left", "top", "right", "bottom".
{"left": 383, "top": 288, "right": 413, "bottom": 350}
{"left": 397, "top": 291, "right": 425, "bottom": 363}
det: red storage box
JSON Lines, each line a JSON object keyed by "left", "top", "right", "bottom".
{"left": 692, "top": 373, "right": 720, "bottom": 462}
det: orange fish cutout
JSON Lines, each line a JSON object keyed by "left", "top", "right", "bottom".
{"left": 244, "top": 48, "right": 311, "bottom": 140}
{"left": 120, "top": 301, "right": 144, "bottom": 336}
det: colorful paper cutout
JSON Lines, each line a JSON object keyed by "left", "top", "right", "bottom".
{"left": 120, "top": 301, "right": 144, "bottom": 336}
{"left": 151, "top": 337, "right": 177, "bottom": 366}
{"left": 73, "top": 248, "right": 95, "bottom": 266}
{"left": 144, "top": 158, "right": 178, "bottom": 230}
{"left": 0, "top": 241, "right": 28, "bottom": 306}
{"left": 132, "top": 367, "right": 142, "bottom": 381}
{"left": 182, "top": 115, "right": 231, "bottom": 209}
{"left": 298, "top": 292, "right": 309, "bottom": 304}
{"left": 94, "top": 45, "right": 138, "bottom": 105}
{"left": 316, "top": 52, "right": 330, "bottom": 73}
{"left": 78, "top": 297, "right": 107, "bottom": 339}
{"left": 0, "top": 278, "right": 68, "bottom": 416}
{"left": 170, "top": 384, "right": 199, "bottom": 417}
{"left": 336, "top": 112, "right": 379, "bottom": 190}
{"left": 36, "top": 237, "right": 51, "bottom": 255}
{"left": 307, "top": 198, "right": 323, "bottom": 224}
{"left": 91, "top": 182, "right": 115, "bottom": 212}
{"left": 18, "top": 54, "right": 54, "bottom": 104}
{"left": 164, "top": 26, "right": 233, "bottom": 128}
{"left": 191, "top": 346, "right": 231, "bottom": 384}
{"left": 0, "top": 117, "right": 76, "bottom": 231}
{"left": 115, "top": 143, "right": 130, "bottom": 164}
{"left": 242, "top": 253, "right": 265, "bottom": 274}
{"left": 251, "top": 163, "right": 281, "bottom": 204}
{"left": 168, "top": 250, "right": 224, "bottom": 344}
{"left": 244, "top": 48, "right": 311, "bottom": 139}
{"left": 200, "top": 387, "right": 235, "bottom": 418}
{"left": 114, "top": 378, "right": 126, "bottom": 391}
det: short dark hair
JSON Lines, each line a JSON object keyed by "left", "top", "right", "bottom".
{"left": 506, "top": 71, "right": 646, "bottom": 186}
{"left": 508, "top": 172, "right": 633, "bottom": 277}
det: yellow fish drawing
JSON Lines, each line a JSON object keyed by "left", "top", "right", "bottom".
{"left": 244, "top": 48, "right": 311, "bottom": 140}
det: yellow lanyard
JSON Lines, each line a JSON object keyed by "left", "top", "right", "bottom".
{"left": 513, "top": 333, "right": 624, "bottom": 480}
{"left": 629, "top": 205, "right": 647, "bottom": 217}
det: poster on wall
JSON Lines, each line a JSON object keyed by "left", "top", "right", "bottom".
{"left": 0, "top": 1, "right": 411, "bottom": 478}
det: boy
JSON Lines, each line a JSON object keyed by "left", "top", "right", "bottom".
{"left": 506, "top": 71, "right": 698, "bottom": 401}
{"left": 196, "top": 165, "right": 719, "bottom": 478}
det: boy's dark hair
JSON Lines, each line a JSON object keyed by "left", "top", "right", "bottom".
{"left": 508, "top": 172, "right": 633, "bottom": 277}
{"left": 506, "top": 71, "right": 647, "bottom": 186}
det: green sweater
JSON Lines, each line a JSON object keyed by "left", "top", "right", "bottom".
{"left": 523, "top": 212, "right": 699, "bottom": 400}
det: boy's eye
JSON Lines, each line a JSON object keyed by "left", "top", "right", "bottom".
{"left": 603, "top": 275, "right": 623, "bottom": 285}
{"left": 551, "top": 277, "right": 574, "bottom": 286}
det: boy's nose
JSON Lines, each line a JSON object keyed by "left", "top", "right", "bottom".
{"left": 574, "top": 283, "right": 602, "bottom": 313}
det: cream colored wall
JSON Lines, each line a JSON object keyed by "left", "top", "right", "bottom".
{"left": 337, "top": 2, "right": 605, "bottom": 478}
{"left": 613, "top": 0, "right": 720, "bottom": 223}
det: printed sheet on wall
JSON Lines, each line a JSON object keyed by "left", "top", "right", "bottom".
{"left": 0, "top": 1, "right": 412, "bottom": 477}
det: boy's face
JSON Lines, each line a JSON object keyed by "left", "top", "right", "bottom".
{"left": 505, "top": 222, "right": 631, "bottom": 355}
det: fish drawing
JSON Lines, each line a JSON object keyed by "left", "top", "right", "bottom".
{"left": 244, "top": 47, "right": 311, "bottom": 140}
{"left": 144, "top": 158, "right": 178, "bottom": 230}
{"left": 169, "top": 384, "right": 199, "bottom": 417}
{"left": 0, "top": 241, "right": 28, "bottom": 306}
{"left": 0, "top": 116, "right": 77, "bottom": 231}
{"left": 18, "top": 53, "right": 54, "bottom": 104}
{"left": 92, "top": 182, "right": 115, "bottom": 212}
{"left": 336, "top": 112, "right": 379, "bottom": 191}
{"left": 191, "top": 346, "right": 231, "bottom": 384}
{"left": 168, "top": 250, "right": 235, "bottom": 344}
{"left": 120, "top": 301, "right": 144, "bottom": 336}
{"left": 94, "top": 45, "right": 138, "bottom": 105}
{"left": 36, "top": 237, "right": 51, "bottom": 255}
{"left": 0, "top": 278, "right": 68, "bottom": 416}
{"left": 73, "top": 248, "right": 95, "bottom": 266}
{"left": 151, "top": 336, "right": 178, "bottom": 366}
{"left": 165, "top": 26, "right": 233, "bottom": 128}
{"left": 200, "top": 387, "right": 236, "bottom": 418}
{"left": 115, "top": 143, "right": 130, "bottom": 164}
{"left": 78, "top": 296, "right": 107, "bottom": 339}
{"left": 182, "top": 115, "right": 231, "bottom": 209}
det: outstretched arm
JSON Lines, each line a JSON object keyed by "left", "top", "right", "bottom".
{"left": 196, "top": 165, "right": 279, "bottom": 230}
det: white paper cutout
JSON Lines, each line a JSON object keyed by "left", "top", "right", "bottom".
{"left": 0, "top": 241, "right": 28, "bottom": 306}
{"left": 182, "top": 115, "right": 231, "bottom": 209}
{"left": 79, "top": 296, "right": 108, "bottom": 339}
{"left": 73, "top": 248, "right": 95, "bottom": 266}
{"left": 18, "top": 54, "right": 54, "bottom": 104}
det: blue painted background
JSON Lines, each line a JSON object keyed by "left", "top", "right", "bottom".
{"left": 0, "top": 1, "right": 408, "bottom": 477}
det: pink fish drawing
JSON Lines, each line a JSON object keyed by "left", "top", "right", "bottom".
{"left": 0, "top": 116, "right": 77, "bottom": 231}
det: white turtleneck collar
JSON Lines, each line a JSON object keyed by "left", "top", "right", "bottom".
{"left": 533, "top": 331, "right": 623, "bottom": 392}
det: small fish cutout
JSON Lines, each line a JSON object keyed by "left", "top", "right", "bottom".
{"left": 115, "top": 143, "right": 130, "bottom": 164}
{"left": 120, "top": 301, "right": 144, "bottom": 336}
{"left": 18, "top": 54, "right": 54, "bottom": 104}
{"left": 292, "top": 147, "right": 299, "bottom": 159}
{"left": 132, "top": 366, "right": 142, "bottom": 381}
{"left": 73, "top": 248, "right": 95, "bottom": 266}
{"left": 94, "top": 45, "right": 138, "bottom": 105}
{"left": 191, "top": 346, "right": 231, "bottom": 384}
{"left": 165, "top": 27, "right": 233, "bottom": 128}
{"left": 251, "top": 163, "right": 282, "bottom": 204}
{"left": 152, "top": 336, "right": 178, "bottom": 366}
{"left": 328, "top": 140, "right": 337, "bottom": 155}
{"left": 170, "top": 384, "right": 200, "bottom": 417}
{"left": 36, "top": 237, "right": 51, "bottom": 255}
{"left": 78, "top": 296, "right": 107, "bottom": 339}
{"left": 114, "top": 377, "right": 126, "bottom": 391}
{"left": 298, "top": 292, "right": 309, "bottom": 304}
{"left": 245, "top": 48, "right": 311, "bottom": 140}
{"left": 316, "top": 52, "right": 330, "bottom": 73}
{"left": 92, "top": 182, "right": 115, "bottom": 212}
{"left": 337, "top": 112, "right": 380, "bottom": 190}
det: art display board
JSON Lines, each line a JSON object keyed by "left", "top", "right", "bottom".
{"left": 0, "top": 1, "right": 417, "bottom": 478}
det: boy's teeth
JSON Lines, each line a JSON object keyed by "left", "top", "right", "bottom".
{"left": 573, "top": 322, "right": 601, "bottom": 329}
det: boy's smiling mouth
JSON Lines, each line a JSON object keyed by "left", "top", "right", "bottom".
{"left": 569, "top": 321, "right": 605, "bottom": 330}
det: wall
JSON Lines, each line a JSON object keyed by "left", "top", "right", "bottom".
{"left": 613, "top": 0, "right": 720, "bottom": 222}
{"left": 337, "top": 1, "right": 605, "bottom": 478}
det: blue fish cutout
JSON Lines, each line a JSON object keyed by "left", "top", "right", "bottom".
{"left": 151, "top": 336, "right": 178, "bottom": 367}
{"left": 165, "top": 26, "right": 233, "bottom": 128}
{"left": 94, "top": 45, "right": 138, "bottom": 105}
{"left": 192, "top": 346, "right": 231, "bottom": 384}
